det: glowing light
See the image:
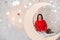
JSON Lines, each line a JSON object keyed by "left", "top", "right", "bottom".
{"left": 12, "top": 1, "right": 20, "bottom": 6}
{"left": 50, "top": 0, "right": 53, "bottom": 3}
{"left": 24, "top": 5, "right": 27, "bottom": 8}
{"left": 52, "top": 5, "right": 56, "bottom": 8}
{"left": 28, "top": 2, "right": 32, "bottom": 6}
{"left": 51, "top": 21, "right": 57, "bottom": 24}
{"left": 18, "top": 19, "right": 22, "bottom": 23}
{"left": 54, "top": 10, "right": 57, "bottom": 12}
{"left": 12, "top": 17, "right": 15, "bottom": 21}
{"left": 0, "top": 19, "right": 2, "bottom": 22}
{"left": 52, "top": 9, "right": 57, "bottom": 12}
{"left": 18, "top": 10, "right": 21, "bottom": 12}
{"left": 6, "top": 12, "right": 10, "bottom": 16}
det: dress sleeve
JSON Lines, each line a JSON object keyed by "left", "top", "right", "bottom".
{"left": 44, "top": 20, "right": 48, "bottom": 31}
{"left": 35, "top": 21, "right": 39, "bottom": 31}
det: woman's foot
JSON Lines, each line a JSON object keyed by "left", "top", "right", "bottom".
{"left": 46, "top": 29, "right": 54, "bottom": 34}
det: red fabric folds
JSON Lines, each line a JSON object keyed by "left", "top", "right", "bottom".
{"left": 35, "top": 20, "right": 47, "bottom": 32}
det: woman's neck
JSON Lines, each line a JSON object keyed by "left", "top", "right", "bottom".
{"left": 38, "top": 19, "right": 42, "bottom": 21}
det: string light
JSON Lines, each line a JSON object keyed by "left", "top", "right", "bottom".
{"left": 18, "top": 10, "right": 21, "bottom": 13}
{"left": 6, "top": 12, "right": 10, "bottom": 16}
{"left": 0, "top": 19, "right": 2, "bottom": 23}
{"left": 17, "top": 10, "right": 21, "bottom": 16}
{"left": 18, "top": 19, "right": 22, "bottom": 23}
{"left": 11, "top": 17, "right": 15, "bottom": 21}
{"left": 53, "top": 9, "right": 57, "bottom": 12}
{"left": 28, "top": 2, "right": 32, "bottom": 6}
{"left": 51, "top": 9, "right": 57, "bottom": 13}
{"left": 52, "top": 5, "right": 56, "bottom": 8}
{"left": 24, "top": 5, "right": 27, "bottom": 8}
{"left": 1, "top": 0, "right": 60, "bottom": 39}
{"left": 12, "top": 0, "right": 20, "bottom": 6}
{"left": 50, "top": 0, "right": 53, "bottom": 3}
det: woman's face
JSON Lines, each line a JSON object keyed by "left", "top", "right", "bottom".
{"left": 38, "top": 15, "right": 41, "bottom": 20}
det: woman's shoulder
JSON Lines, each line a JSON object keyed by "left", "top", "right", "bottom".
{"left": 42, "top": 20, "right": 46, "bottom": 22}
{"left": 35, "top": 20, "right": 39, "bottom": 23}
{"left": 35, "top": 20, "right": 38, "bottom": 22}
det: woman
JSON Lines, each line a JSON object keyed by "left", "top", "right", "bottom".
{"left": 35, "top": 14, "right": 54, "bottom": 34}
{"left": 35, "top": 14, "right": 47, "bottom": 33}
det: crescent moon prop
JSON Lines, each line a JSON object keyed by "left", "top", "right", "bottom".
{"left": 24, "top": 2, "right": 60, "bottom": 40}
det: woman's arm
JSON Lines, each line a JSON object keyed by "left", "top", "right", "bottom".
{"left": 35, "top": 21, "right": 39, "bottom": 31}
{"left": 44, "top": 20, "right": 48, "bottom": 31}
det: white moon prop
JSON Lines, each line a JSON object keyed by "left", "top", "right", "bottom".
{"left": 24, "top": 2, "right": 60, "bottom": 40}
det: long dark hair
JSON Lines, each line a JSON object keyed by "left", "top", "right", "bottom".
{"left": 37, "top": 14, "right": 43, "bottom": 20}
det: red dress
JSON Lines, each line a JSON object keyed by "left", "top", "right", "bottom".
{"left": 35, "top": 20, "right": 47, "bottom": 32}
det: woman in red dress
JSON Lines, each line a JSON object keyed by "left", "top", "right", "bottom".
{"left": 35, "top": 14, "right": 54, "bottom": 34}
{"left": 35, "top": 14, "right": 47, "bottom": 33}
